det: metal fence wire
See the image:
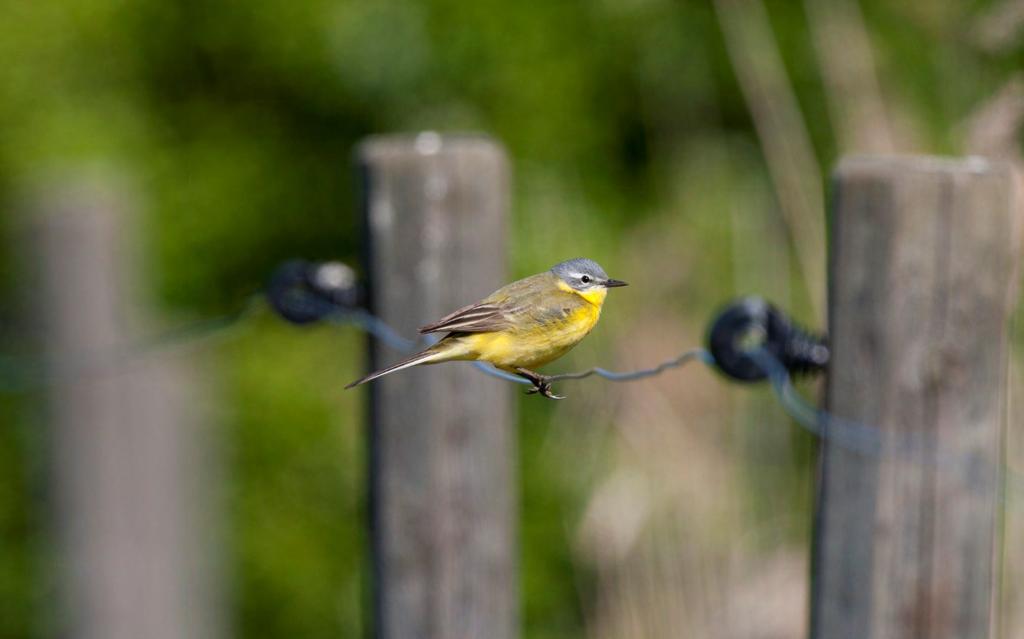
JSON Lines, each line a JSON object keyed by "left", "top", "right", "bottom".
{"left": 3, "top": 258, "right": 1021, "bottom": 506}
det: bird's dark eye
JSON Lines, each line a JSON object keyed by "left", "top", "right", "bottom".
{"left": 580, "top": 275, "right": 591, "bottom": 284}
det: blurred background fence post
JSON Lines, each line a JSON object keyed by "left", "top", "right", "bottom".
{"left": 356, "top": 134, "right": 516, "bottom": 639}
{"left": 811, "top": 156, "right": 1021, "bottom": 638}
{"left": 30, "top": 176, "right": 218, "bottom": 639}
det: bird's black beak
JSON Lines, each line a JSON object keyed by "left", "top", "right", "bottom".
{"left": 604, "top": 278, "right": 629, "bottom": 288}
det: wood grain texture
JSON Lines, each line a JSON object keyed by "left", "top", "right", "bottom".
{"left": 812, "top": 156, "right": 1020, "bottom": 639}
{"left": 357, "top": 134, "right": 515, "bottom": 639}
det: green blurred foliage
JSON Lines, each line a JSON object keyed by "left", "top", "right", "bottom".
{"left": 0, "top": 0, "right": 1021, "bottom": 638}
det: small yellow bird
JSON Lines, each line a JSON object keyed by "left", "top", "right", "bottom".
{"left": 345, "top": 258, "right": 627, "bottom": 399}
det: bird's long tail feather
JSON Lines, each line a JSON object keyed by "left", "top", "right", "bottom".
{"left": 345, "top": 347, "right": 445, "bottom": 389}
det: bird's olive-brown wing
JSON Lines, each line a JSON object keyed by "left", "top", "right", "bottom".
{"left": 417, "top": 272, "right": 560, "bottom": 334}
{"left": 417, "top": 301, "right": 513, "bottom": 334}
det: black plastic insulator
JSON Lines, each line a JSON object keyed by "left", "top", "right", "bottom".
{"left": 266, "top": 260, "right": 360, "bottom": 325}
{"left": 706, "top": 296, "right": 829, "bottom": 383}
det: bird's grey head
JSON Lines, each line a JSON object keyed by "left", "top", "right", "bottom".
{"left": 550, "top": 258, "right": 628, "bottom": 291}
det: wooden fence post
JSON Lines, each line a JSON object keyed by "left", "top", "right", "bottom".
{"left": 811, "top": 156, "right": 1020, "bottom": 638}
{"left": 31, "top": 177, "right": 218, "bottom": 639}
{"left": 357, "top": 133, "right": 516, "bottom": 639}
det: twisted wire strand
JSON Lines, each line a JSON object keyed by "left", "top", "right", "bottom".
{"left": 340, "top": 307, "right": 713, "bottom": 386}
{"left": 544, "top": 348, "right": 714, "bottom": 382}
{"left": 2, "top": 292, "right": 1021, "bottom": 508}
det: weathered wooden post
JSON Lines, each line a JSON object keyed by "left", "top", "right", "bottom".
{"left": 30, "top": 177, "right": 218, "bottom": 639}
{"left": 812, "top": 156, "right": 1020, "bottom": 638}
{"left": 356, "top": 133, "right": 516, "bottom": 639}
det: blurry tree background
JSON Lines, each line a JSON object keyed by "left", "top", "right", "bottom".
{"left": 1, "top": 1, "right": 1023, "bottom": 638}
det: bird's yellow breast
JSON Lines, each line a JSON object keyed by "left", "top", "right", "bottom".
{"left": 463, "top": 282, "right": 604, "bottom": 370}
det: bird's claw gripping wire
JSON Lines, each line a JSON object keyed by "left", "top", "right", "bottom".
{"left": 525, "top": 381, "right": 564, "bottom": 400}
{"left": 516, "top": 368, "right": 565, "bottom": 400}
